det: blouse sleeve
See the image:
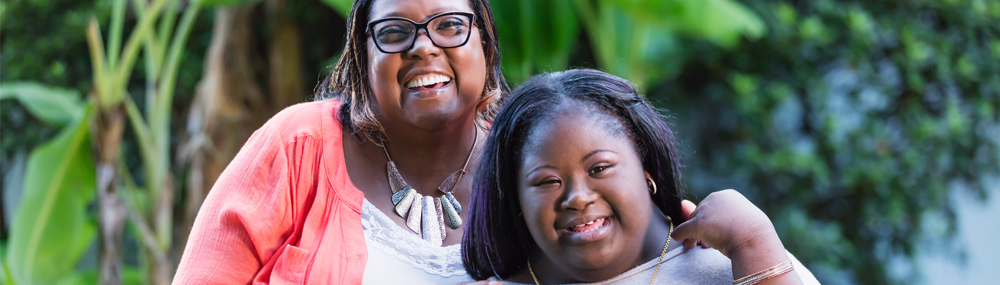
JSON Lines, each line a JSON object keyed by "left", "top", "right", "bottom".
{"left": 173, "top": 120, "right": 315, "bottom": 284}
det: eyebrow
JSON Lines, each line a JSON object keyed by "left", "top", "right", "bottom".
{"left": 525, "top": 165, "right": 557, "bottom": 177}
{"left": 378, "top": 7, "right": 466, "bottom": 22}
{"left": 524, "top": 149, "right": 616, "bottom": 177}
{"left": 583, "top": 149, "right": 615, "bottom": 161}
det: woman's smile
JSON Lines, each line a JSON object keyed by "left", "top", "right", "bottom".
{"left": 405, "top": 73, "right": 454, "bottom": 99}
{"left": 405, "top": 74, "right": 451, "bottom": 89}
{"left": 559, "top": 215, "right": 614, "bottom": 244}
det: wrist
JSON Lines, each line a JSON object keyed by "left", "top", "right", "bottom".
{"left": 728, "top": 220, "right": 782, "bottom": 257}
{"left": 727, "top": 222, "right": 789, "bottom": 278}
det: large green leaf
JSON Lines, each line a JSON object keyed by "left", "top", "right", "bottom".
{"left": 605, "top": 0, "right": 765, "bottom": 47}
{"left": 6, "top": 105, "right": 97, "bottom": 285}
{"left": 577, "top": 1, "right": 681, "bottom": 88}
{"left": 56, "top": 267, "right": 144, "bottom": 285}
{"left": 576, "top": 0, "right": 764, "bottom": 88}
{"left": 193, "top": 0, "right": 261, "bottom": 8}
{"left": 666, "top": 0, "right": 766, "bottom": 48}
{"left": 319, "top": 0, "right": 353, "bottom": 18}
{"left": 0, "top": 82, "right": 84, "bottom": 127}
{"left": 492, "top": 0, "right": 578, "bottom": 84}
{"left": 1, "top": 242, "right": 12, "bottom": 285}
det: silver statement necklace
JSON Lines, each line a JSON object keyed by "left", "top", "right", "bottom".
{"left": 380, "top": 129, "right": 476, "bottom": 246}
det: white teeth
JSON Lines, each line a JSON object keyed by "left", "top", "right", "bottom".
{"left": 406, "top": 74, "right": 452, "bottom": 88}
{"left": 574, "top": 218, "right": 601, "bottom": 228}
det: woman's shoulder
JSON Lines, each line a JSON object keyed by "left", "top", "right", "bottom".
{"left": 664, "top": 247, "right": 820, "bottom": 285}
{"left": 258, "top": 99, "right": 344, "bottom": 145}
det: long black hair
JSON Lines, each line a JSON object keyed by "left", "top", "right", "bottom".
{"left": 461, "top": 69, "right": 685, "bottom": 280}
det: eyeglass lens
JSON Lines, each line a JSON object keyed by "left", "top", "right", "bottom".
{"left": 371, "top": 14, "right": 472, "bottom": 53}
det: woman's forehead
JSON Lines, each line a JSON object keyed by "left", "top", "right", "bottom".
{"left": 369, "top": 0, "right": 473, "bottom": 22}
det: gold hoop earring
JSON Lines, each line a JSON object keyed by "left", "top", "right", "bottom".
{"left": 647, "top": 178, "right": 657, "bottom": 195}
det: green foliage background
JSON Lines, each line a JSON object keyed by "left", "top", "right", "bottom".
{"left": 2, "top": 0, "right": 998, "bottom": 284}
{"left": 660, "top": 1, "right": 1000, "bottom": 283}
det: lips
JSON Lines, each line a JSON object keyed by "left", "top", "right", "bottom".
{"left": 405, "top": 74, "right": 452, "bottom": 90}
{"left": 566, "top": 217, "right": 607, "bottom": 233}
{"left": 558, "top": 215, "right": 613, "bottom": 243}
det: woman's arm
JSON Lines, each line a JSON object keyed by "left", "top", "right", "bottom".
{"left": 670, "top": 190, "right": 804, "bottom": 285}
{"left": 173, "top": 123, "right": 299, "bottom": 284}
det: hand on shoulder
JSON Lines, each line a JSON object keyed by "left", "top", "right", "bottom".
{"left": 671, "top": 190, "right": 804, "bottom": 285}
{"left": 671, "top": 189, "right": 781, "bottom": 259}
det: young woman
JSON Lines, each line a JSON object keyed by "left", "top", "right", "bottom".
{"left": 462, "top": 69, "right": 820, "bottom": 284}
{"left": 174, "top": 0, "right": 507, "bottom": 283}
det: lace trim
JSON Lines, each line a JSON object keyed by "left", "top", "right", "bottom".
{"left": 361, "top": 198, "right": 466, "bottom": 277}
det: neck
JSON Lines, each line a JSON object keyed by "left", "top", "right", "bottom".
{"left": 378, "top": 116, "right": 483, "bottom": 195}
{"left": 642, "top": 207, "right": 678, "bottom": 262}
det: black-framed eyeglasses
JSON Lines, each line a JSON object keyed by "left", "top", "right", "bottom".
{"left": 367, "top": 12, "right": 476, "bottom": 54}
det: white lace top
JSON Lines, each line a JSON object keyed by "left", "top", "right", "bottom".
{"left": 360, "top": 198, "right": 473, "bottom": 284}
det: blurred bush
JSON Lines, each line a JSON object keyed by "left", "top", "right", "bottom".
{"left": 655, "top": 0, "right": 1000, "bottom": 284}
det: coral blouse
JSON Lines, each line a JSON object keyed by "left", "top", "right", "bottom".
{"left": 174, "top": 100, "right": 368, "bottom": 284}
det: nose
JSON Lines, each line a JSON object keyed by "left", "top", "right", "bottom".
{"left": 561, "top": 179, "right": 598, "bottom": 211}
{"left": 405, "top": 29, "right": 442, "bottom": 60}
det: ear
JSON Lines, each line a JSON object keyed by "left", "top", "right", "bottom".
{"left": 644, "top": 170, "right": 657, "bottom": 196}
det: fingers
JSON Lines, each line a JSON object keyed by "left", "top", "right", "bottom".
{"left": 681, "top": 199, "right": 697, "bottom": 220}
{"left": 670, "top": 217, "right": 698, "bottom": 242}
{"left": 683, "top": 238, "right": 698, "bottom": 250}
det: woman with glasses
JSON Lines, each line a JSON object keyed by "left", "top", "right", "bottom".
{"left": 173, "top": 0, "right": 506, "bottom": 283}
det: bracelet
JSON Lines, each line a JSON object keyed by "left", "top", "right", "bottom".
{"left": 732, "top": 260, "right": 794, "bottom": 285}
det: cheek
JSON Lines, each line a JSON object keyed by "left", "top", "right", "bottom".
{"left": 368, "top": 43, "right": 401, "bottom": 97}
{"left": 607, "top": 179, "right": 654, "bottom": 228}
{"left": 519, "top": 190, "right": 558, "bottom": 240}
{"left": 449, "top": 34, "right": 487, "bottom": 97}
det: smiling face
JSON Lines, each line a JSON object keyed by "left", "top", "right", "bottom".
{"left": 517, "top": 103, "right": 658, "bottom": 281}
{"left": 367, "top": 0, "right": 488, "bottom": 130}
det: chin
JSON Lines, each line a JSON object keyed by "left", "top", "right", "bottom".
{"left": 405, "top": 104, "right": 476, "bottom": 129}
{"left": 410, "top": 113, "right": 456, "bottom": 129}
{"left": 565, "top": 247, "right": 618, "bottom": 271}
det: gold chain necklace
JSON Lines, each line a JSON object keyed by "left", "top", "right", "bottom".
{"left": 380, "top": 128, "right": 478, "bottom": 246}
{"left": 528, "top": 218, "right": 674, "bottom": 285}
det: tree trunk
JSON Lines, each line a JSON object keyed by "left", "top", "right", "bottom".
{"left": 93, "top": 99, "right": 126, "bottom": 285}
{"left": 267, "top": 0, "right": 306, "bottom": 109}
{"left": 176, "top": 5, "right": 267, "bottom": 260}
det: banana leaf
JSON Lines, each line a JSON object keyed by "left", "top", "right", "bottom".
{"left": 492, "top": 0, "right": 578, "bottom": 84}
{"left": 320, "top": 0, "right": 353, "bottom": 18}
{"left": 0, "top": 82, "right": 84, "bottom": 127}
{"left": 5, "top": 105, "right": 97, "bottom": 285}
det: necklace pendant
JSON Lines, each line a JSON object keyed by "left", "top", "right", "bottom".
{"left": 386, "top": 161, "right": 407, "bottom": 193}
{"left": 445, "top": 192, "right": 461, "bottom": 214}
{"left": 421, "top": 196, "right": 442, "bottom": 246}
{"left": 394, "top": 188, "right": 417, "bottom": 216}
{"left": 436, "top": 170, "right": 464, "bottom": 193}
{"left": 392, "top": 185, "right": 413, "bottom": 205}
{"left": 381, "top": 127, "right": 477, "bottom": 245}
{"left": 405, "top": 193, "right": 423, "bottom": 234}
{"left": 434, "top": 197, "right": 446, "bottom": 240}
{"left": 441, "top": 196, "right": 462, "bottom": 229}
